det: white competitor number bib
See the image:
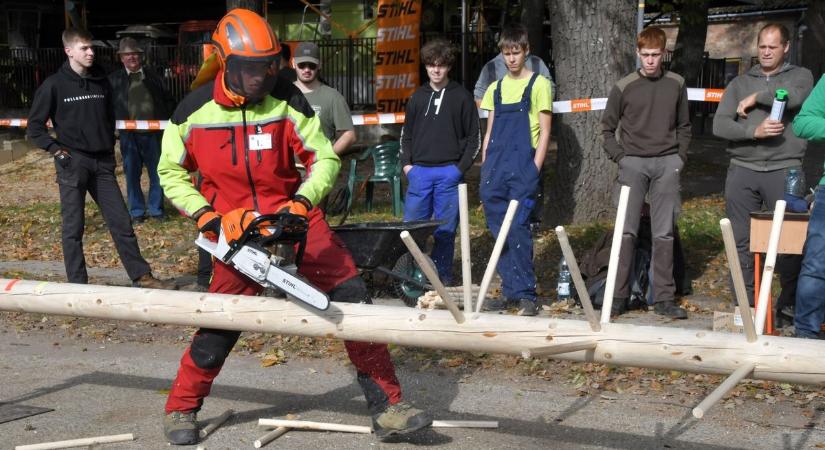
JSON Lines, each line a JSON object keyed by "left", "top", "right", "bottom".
{"left": 249, "top": 133, "right": 272, "bottom": 151}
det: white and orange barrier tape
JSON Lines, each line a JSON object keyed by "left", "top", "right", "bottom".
{"left": 0, "top": 88, "right": 725, "bottom": 129}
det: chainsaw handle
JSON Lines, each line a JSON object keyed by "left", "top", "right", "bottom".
{"left": 239, "top": 213, "right": 309, "bottom": 266}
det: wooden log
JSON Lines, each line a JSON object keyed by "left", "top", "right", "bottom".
{"left": 199, "top": 409, "right": 233, "bottom": 439}
{"left": 692, "top": 363, "right": 755, "bottom": 419}
{"left": 720, "top": 219, "right": 757, "bottom": 342}
{"left": 555, "top": 226, "right": 601, "bottom": 332}
{"left": 522, "top": 340, "right": 598, "bottom": 358}
{"left": 458, "top": 183, "right": 473, "bottom": 312}
{"left": 400, "top": 231, "right": 465, "bottom": 324}
{"left": 755, "top": 201, "right": 785, "bottom": 335}
{"left": 3, "top": 279, "right": 825, "bottom": 386}
{"left": 600, "top": 185, "right": 630, "bottom": 324}
{"left": 476, "top": 200, "right": 519, "bottom": 312}
{"left": 258, "top": 419, "right": 371, "bottom": 434}
{"left": 15, "top": 433, "right": 134, "bottom": 450}
{"left": 254, "top": 427, "right": 289, "bottom": 448}
{"left": 431, "top": 420, "right": 498, "bottom": 428}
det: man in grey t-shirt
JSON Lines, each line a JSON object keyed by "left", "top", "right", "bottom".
{"left": 293, "top": 41, "right": 356, "bottom": 155}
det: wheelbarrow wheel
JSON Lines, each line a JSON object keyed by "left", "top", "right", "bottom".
{"left": 392, "top": 252, "right": 435, "bottom": 307}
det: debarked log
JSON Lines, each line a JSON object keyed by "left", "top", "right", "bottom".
{"left": 1, "top": 279, "right": 825, "bottom": 385}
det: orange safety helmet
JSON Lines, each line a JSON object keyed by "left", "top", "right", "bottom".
{"left": 211, "top": 9, "right": 282, "bottom": 104}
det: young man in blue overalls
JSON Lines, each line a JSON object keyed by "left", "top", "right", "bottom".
{"left": 478, "top": 25, "right": 553, "bottom": 316}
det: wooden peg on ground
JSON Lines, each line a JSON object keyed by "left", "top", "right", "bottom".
{"left": 254, "top": 426, "right": 290, "bottom": 448}
{"left": 199, "top": 409, "right": 234, "bottom": 439}
{"left": 720, "top": 219, "right": 757, "bottom": 342}
{"left": 400, "top": 231, "right": 465, "bottom": 324}
{"left": 476, "top": 200, "right": 519, "bottom": 313}
{"left": 555, "top": 226, "right": 601, "bottom": 332}
{"left": 258, "top": 418, "right": 372, "bottom": 434}
{"left": 15, "top": 433, "right": 135, "bottom": 450}
{"left": 600, "top": 185, "right": 630, "bottom": 324}
{"left": 432, "top": 420, "right": 498, "bottom": 428}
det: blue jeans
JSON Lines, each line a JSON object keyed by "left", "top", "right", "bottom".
{"left": 403, "top": 164, "right": 461, "bottom": 284}
{"left": 795, "top": 186, "right": 825, "bottom": 338}
{"left": 119, "top": 131, "right": 163, "bottom": 218}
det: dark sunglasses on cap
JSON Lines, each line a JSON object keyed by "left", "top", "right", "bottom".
{"left": 297, "top": 62, "right": 318, "bottom": 70}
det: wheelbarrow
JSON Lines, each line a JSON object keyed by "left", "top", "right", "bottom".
{"left": 332, "top": 220, "right": 442, "bottom": 306}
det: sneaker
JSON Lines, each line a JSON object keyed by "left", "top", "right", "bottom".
{"left": 653, "top": 301, "right": 688, "bottom": 319}
{"left": 610, "top": 297, "right": 628, "bottom": 317}
{"left": 372, "top": 401, "right": 432, "bottom": 441}
{"left": 149, "top": 214, "right": 168, "bottom": 222}
{"left": 132, "top": 273, "right": 178, "bottom": 290}
{"left": 482, "top": 298, "right": 511, "bottom": 312}
{"left": 131, "top": 215, "right": 146, "bottom": 225}
{"left": 163, "top": 411, "right": 198, "bottom": 445}
{"left": 517, "top": 299, "right": 539, "bottom": 316}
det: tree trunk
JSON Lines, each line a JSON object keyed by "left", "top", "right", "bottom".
{"left": 226, "top": 0, "right": 264, "bottom": 15}
{"left": 545, "top": 1, "right": 637, "bottom": 224}
{"left": 521, "top": 0, "right": 548, "bottom": 62}
{"left": 669, "top": 0, "right": 710, "bottom": 88}
{"left": 801, "top": 0, "right": 825, "bottom": 80}
{"left": 3, "top": 279, "right": 825, "bottom": 386}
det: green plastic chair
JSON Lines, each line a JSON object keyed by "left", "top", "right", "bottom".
{"left": 346, "top": 141, "right": 403, "bottom": 217}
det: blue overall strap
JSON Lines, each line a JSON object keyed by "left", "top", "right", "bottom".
{"left": 493, "top": 78, "right": 504, "bottom": 106}
{"left": 520, "top": 72, "right": 540, "bottom": 105}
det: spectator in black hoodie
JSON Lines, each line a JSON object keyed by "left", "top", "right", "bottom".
{"left": 26, "top": 28, "right": 174, "bottom": 290}
{"left": 400, "top": 39, "right": 480, "bottom": 285}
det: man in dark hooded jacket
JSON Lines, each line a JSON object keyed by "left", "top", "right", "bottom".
{"left": 26, "top": 28, "right": 174, "bottom": 289}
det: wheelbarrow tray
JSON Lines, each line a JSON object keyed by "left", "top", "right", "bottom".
{"left": 332, "top": 220, "right": 441, "bottom": 270}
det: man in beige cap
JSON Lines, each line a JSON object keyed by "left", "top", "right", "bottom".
{"left": 108, "top": 37, "right": 172, "bottom": 223}
{"left": 293, "top": 41, "right": 356, "bottom": 155}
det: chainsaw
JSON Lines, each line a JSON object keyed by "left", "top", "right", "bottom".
{"left": 195, "top": 212, "right": 330, "bottom": 311}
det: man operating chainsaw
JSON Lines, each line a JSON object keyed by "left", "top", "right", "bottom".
{"left": 157, "top": 9, "right": 431, "bottom": 445}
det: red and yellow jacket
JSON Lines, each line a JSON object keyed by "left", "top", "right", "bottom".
{"left": 159, "top": 73, "right": 339, "bottom": 216}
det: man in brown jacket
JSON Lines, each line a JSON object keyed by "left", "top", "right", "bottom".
{"left": 601, "top": 27, "right": 691, "bottom": 319}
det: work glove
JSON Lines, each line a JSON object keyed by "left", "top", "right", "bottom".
{"left": 278, "top": 195, "right": 312, "bottom": 218}
{"left": 195, "top": 207, "right": 221, "bottom": 241}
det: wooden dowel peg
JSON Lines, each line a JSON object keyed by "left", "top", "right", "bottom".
{"left": 15, "top": 433, "right": 135, "bottom": 450}
{"left": 555, "top": 226, "right": 601, "bottom": 332}
{"left": 720, "top": 219, "right": 757, "bottom": 342}
{"left": 458, "top": 184, "right": 474, "bottom": 312}
{"left": 600, "top": 185, "right": 630, "bottom": 324}
{"left": 400, "top": 231, "right": 465, "bottom": 324}
{"left": 432, "top": 420, "right": 498, "bottom": 428}
{"left": 476, "top": 200, "right": 519, "bottom": 313}
{"left": 199, "top": 409, "right": 233, "bottom": 439}
{"left": 692, "top": 363, "right": 755, "bottom": 418}
{"left": 254, "top": 427, "right": 290, "bottom": 448}
{"left": 754, "top": 201, "right": 785, "bottom": 335}
{"left": 258, "top": 419, "right": 372, "bottom": 434}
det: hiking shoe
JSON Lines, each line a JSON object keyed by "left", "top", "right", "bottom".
{"left": 517, "top": 299, "right": 539, "bottom": 316}
{"left": 163, "top": 411, "right": 198, "bottom": 445}
{"left": 653, "top": 301, "right": 687, "bottom": 319}
{"left": 482, "top": 298, "right": 511, "bottom": 312}
{"left": 611, "top": 297, "right": 627, "bottom": 317}
{"left": 372, "top": 401, "right": 432, "bottom": 441}
{"left": 133, "top": 273, "right": 178, "bottom": 290}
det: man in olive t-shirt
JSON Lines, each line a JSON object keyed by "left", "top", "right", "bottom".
{"left": 293, "top": 41, "right": 356, "bottom": 155}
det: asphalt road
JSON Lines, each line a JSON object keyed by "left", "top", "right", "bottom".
{"left": 2, "top": 327, "right": 824, "bottom": 450}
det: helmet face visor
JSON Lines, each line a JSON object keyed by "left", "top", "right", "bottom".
{"left": 224, "top": 55, "right": 280, "bottom": 103}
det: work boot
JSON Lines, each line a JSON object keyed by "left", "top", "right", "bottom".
{"left": 610, "top": 297, "right": 627, "bottom": 317}
{"left": 653, "top": 301, "right": 688, "bottom": 319}
{"left": 482, "top": 298, "right": 512, "bottom": 312}
{"left": 517, "top": 299, "right": 539, "bottom": 316}
{"left": 372, "top": 401, "right": 432, "bottom": 441}
{"left": 133, "top": 273, "right": 178, "bottom": 290}
{"left": 163, "top": 411, "right": 198, "bottom": 445}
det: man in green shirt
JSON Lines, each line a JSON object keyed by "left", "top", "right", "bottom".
{"left": 293, "top": 41, "right": 356, "bottom": 156}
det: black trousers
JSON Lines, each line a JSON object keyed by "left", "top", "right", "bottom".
{"left": 56, "top": 151, "right": 151, "bottom": 283}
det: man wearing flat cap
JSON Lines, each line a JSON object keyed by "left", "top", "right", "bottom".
{"left": 108, "top": 37, "right": 173, "bottom": 223}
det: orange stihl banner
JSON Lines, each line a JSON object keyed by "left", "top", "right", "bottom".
{"left": 374, "top": 0, "right": 421, "bottom": 113}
